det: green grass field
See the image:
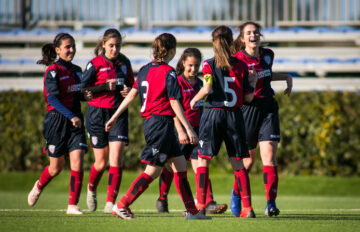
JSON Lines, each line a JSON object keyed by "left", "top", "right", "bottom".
{"left": 1, "top": 171, "right": 359, "bottom": 232}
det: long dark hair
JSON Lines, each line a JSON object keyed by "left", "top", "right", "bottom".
{"left": 95, "top": 28, "right": 123, "bottom": 65}
{"left": 211, "top": 25, "right": 235, "bottom": 71}
{"left": 152, "top": 33, "right": 177, "bottom": 63}
{"left": 234, "top": 21, "right": 263, "bottom": 52}
{"left": 175, "top": 48, "right": 202, "bottom": 76}
{"left": 37, "top": 33, "right": 75, "bottom": 66}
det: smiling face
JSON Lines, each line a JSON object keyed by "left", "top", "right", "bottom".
{"left": 103, "top": 37, "right": 121, "bottom": 60}
{"left": 241, "top": 24, "right": 261, "bottom": 50}
{"left": 182, "top": 56, "right": 200, "bottom": 80}
{"left": 55, "top": 38, "right": 76, "bottom": 62}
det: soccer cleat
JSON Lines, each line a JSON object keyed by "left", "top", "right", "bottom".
{"left": 28, "top": 180, "right": 42, "bottom": 206}
{"left": 264, "top": 201, "right": 280, "bottom": 217}
{"left": 205, "top": 201, "right": 228, "bottom": 214}
{"left": 112, "top": 204, "right": 135, "bottom": 220}
{"left": 230, "top": 188, "right": 241, "bottom": 217}
{"left": 185, "top": 211, "right": 212, "bottom": 220}
{"left": 86, "top": 185, "right": 97, "bottom": 211}
{"left": 155, "top": 198, "right": 169, "bottom": 213}
{"left": 239, "top": 206, "right": 256, "bottom": 218}
{"left": 66, "top": 205, "right": 83, "bottom": 215}
{"left": 104, "top": 201, "right": 114, "bottom": 213}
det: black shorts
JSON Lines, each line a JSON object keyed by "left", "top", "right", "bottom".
{"left": 241, "top": 97, "right": 280, "bottom": 150}
{"left": 179, "top": 127, "right": 199, "bottom": 160}
{"left": 198, "top": 108, "right": 249, "bottom": 160}
{"left": 86, "top": 105, "right": 129, "bottom": 148}
{"left": 141, "top": 115, "right": 183, "bottom": 167}
{"left": 43, "top": 110, "right": 88, "bottom": 157}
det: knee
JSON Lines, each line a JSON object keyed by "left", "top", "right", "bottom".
{"left": 48, "top": 166, "right": 62, "bottom": 176}
{"left": 94, "top": 160, "right": 107, "bottom": 171}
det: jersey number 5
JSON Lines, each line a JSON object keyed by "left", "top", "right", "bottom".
{"left": 140, "top": 81, "right": 149, "bottom": 112}
{"left": 224, "top": 76, "right": 237, "bottom": 107}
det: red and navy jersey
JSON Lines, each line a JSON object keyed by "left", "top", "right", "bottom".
{"left": 234, "top": 47, "right": 275, "bottom": 99}
{"left": 43, "top": 59, "right": 83, "bottom": 114}
{"left": 177, "top": 75, "right": 202, "bottom": 127}
{"left": 134, "top": 61, "right": 181, "bottom": 118}
{"left": 202, "top": 57, "right": 253, "bottom": 110}
{"left": 81, "top": 53, "right": 134, "bottom": 109}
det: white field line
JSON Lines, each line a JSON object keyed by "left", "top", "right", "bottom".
{"left": 1, "top": 208, "right": 360, "bottom": 212}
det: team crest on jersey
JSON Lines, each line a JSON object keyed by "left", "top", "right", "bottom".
{"left": 86, "top": 62, "right": 93, "bottom": 70}
{"left": 48, "top": 145, "right": 56, "bottom": 154}
{"left": 91, "top": 136, "right": 98, "bottom": 146}
{"left": 50, "top": 70, "right": 56, "bottom": 78}
{"left": 264, "top": 55, "right": 271, "bottom": 65}
{"left": 121, "top": 65, "right": 127, "bottom": 75}
{"left": 199, "top": 140, "right": 204, "bottom": 148}
{"left": 152, "top": 147, "right": 159, "bottom": 156}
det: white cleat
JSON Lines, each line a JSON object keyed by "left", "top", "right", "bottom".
{"left": 28, "top": 180, "right": 42, "bottom": 206}
{"left": 104, "top": 201, "right": 114, "bottom": 213}
{"left": 185, "top": 211, "right": 212, "bottom": 220}
{"left": 66, "top": 205, "right": 83, "bottom": 215}
{"left": 112, "top": 204, "right": 134, "bottom": 220}
{"left": 87, "top": 185, "right": 97, "bottom": 211}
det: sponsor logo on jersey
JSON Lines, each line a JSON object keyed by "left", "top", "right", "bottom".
{"left": 183, "top": 88, "right": 194, "bottom": 93}
{"left": 116, "top": 78, "right": 125, "bottom": 86}
{"left": 48, "top": 145, "right": 56, "bottom": 154}
{"left": 91, "top": 136, "right": 98, "bottom": 146}
{"left": 256, "top": 69, "right": 271, "bottom": 79}
{"left": 99, "top": 67, "right": 112, "bottom": 72}
{"left": 152, "top": 147, "right": 159, "bottom": 156}
{"left": 86, "top": 62, "right": 93, "bottom": 70}
{"left": 60, "top": 75, "right": 70, "bottom": 80}
{"left": 67, "top": 83, "right": 82, "bottom": 92}
{"left": 199, "top": 140, "right": 204, "bottom": 148}
{"left": 121, "top": 65, "right": 127, "bottom": 75}
{"left": 50, "top": 70, "right": 57, "bottom": 78}
{"left": 264, "top": 55, "right": 272, "bottom": 65}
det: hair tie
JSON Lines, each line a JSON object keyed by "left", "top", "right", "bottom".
{"left": 218, "top": 33, "right": 222, "bottom": 36}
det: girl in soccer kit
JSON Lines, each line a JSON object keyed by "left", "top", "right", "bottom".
{"left": 105, "top": 33, "right": 211, "bottom": 220}
{"left": 230, "top": 21, "right": 293, "bottom": 217}
{"left": 190, "top": 25, "right": 257, "bottom": 218}
{"left": 27, "top": 33, "right": 92, "bottom": 214}
{"left": 81, "top": 28, "right": 134, "bottom": 213}
{"left": 155, "top": 48, "right": 227, "bottom": 215}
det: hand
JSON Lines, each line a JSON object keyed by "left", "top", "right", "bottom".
{"left": 186, "top": 128, "right": 199, "bottom": 145}
{"left": 106, "top": 79, "right": 116, "bottom": 91}
{"left": 190, "top": 99, "right": 199, "bottom": 111}
{"left": 71, "top": 116, "right": 81, "bottom": 128}
{"left": 284, "top": 74, "right": 293, "bottom": 96}
{"left": 248, "top": 66, "right": 258, "bottom": 88}
{"left": 105, "top": 118, "right": 116, "bottom": 132}
{"left": 83, "top": 90, "right": 93, "bottom": 101}
{"left": 178, "top": 131, "right": 189, "bottom": 144}
{"left": 120, "top": 87, "right": 131, "bottom": 98}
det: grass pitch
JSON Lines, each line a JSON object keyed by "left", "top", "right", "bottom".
{"left": 0, "top": 171, "right": 359, "bottom": 232}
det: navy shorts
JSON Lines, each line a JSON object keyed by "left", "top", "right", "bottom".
{"left": 43, "top": 110, "right": 88, "bottom": 157}
{"left": 241, "top": 97, "right": 280, "bottom": 150}
{"left": 179, "top": 127, "right": 199, "bottom": 160}
{"left": 86, "top": 105, "right": 129, "bottom": 148}
{"left": 198, "top": 108, "right": 249, "bottom": 160}
{"left": 141, "top": 115, "right": 183, "bottom": 167}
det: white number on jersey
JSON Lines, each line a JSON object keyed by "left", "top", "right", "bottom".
{"left": 223, "top": 76, "right": 237, "bottom": 107}
{"left": 140, "top": 81, "right": 149, "bottom": 112}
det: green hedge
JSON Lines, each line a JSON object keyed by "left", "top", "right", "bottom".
{"left": 0, "top": 90, "right": 359, "bottom": 175}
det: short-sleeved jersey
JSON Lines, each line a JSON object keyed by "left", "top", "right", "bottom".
{"left": 202, "top": 57, "right": 253, "bottom": 110}
{"left": 177, "top": 74, "right": 202, "bottom": 127}
{"left": 43, "top": 59, "right": 83, "bottom": 114}
{"left": 234, "top": 47, "right": 275, "bottom": 99}
{"left": 81, "top": 53, "right": 134, "bottom": 109}
{"left": 134, "top": 61, "right": 181, "bottom": 118}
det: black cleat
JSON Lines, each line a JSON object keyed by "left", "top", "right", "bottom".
{"left": 156, "top": 198, "right": 169, "bottom": 213}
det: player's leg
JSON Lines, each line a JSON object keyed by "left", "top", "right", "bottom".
{"left": 260, "top": 141, "right": 280, "bottom": 217}
{"left": 67, "top": 149, "right": 84, "bottom": 214}
{"left": 156, "top": 163, "right": 173, "bottom": 213}
{"left": 104, "top": 141, "right": 125, "bottom": 213}
{"left": 28, "top": 156, "right": 64, "bottom": 206}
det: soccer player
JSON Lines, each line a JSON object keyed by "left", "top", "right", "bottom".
{"left": 105, "top": 33, "right": 211, "bottom": 220}
{"left": 231, "top": 21, "right": 293, "bottom": 217}
{"left": 155, "top": 48, "right": 228, "bottom": 215}
{"left": 81, "top": 28, "right": 134, "bottom": 213}
{"left": 27, "top": 33, "right": 92, "bottom": 214}
{"left": 190, "top": 25, "right": 257, "bottom": 218}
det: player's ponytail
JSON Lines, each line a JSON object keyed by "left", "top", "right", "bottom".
{"left": 95, "top": 28, "right": 123, "bottom": 65}
{"left": 37, "top": 33, "right": 75, "bottom": 66}
{"left": 234, "top": 21, "right": 263, "bottom": 52}
{"left": 175, "top": 47, "right": 202, "bottom": 76}
{"left": 152, "top": 33, "right": 177, "bottom": 63}
{"left": 212, "top": 26, "right": 235, "bottom": 71}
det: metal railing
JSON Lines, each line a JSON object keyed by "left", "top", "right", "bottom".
{"left": 0, "top": 0, "right": 359, "bottom": 30}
